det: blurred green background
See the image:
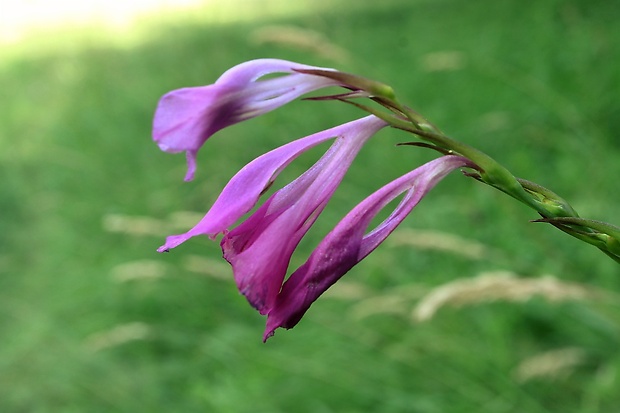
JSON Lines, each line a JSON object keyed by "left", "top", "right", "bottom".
{"left": 1, "top": 0, "right": 619, "bottom": 411}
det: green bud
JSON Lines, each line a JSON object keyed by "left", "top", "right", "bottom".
{"left": 518, "top": 179, "right": 579, "bottom": 218}
{"left": 534, "top": 217, "right": 620, "bottom": 262}
{"left": 607, "top": 236, "right": 620, "bottom": 257}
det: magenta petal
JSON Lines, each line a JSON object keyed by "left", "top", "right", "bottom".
{"left": 157, "top": 116, "right": 387, "bottom": 253}
{"left": 152, "top": 59, "right": 339, "bottom": 180}
{"left": 264, "top": 155, "right": 475, "bottom": 341}
{"left": 220, "top": 116, "right": 388, "bottom": 314}
{"left": 156, "top": 129, "right": 335, "bottom": 252}
{"left": 221, "top": 198, "right": 313, "bottom": 314}
{"left": 215, "top": 58, "right": 332, "bottom": 85}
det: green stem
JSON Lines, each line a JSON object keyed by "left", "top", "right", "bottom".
{"left": 342, "top": 96, "right": 580, "bottom": 220}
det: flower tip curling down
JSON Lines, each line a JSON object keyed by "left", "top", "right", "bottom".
{"left": 183, "top": 150, "right": 198, "bottom": 182}
{"left": 152, "top": 59, "right": 341, "bottom": 180}
{"left": 157, "top": 233, "right": 193, "bottom": 253}
{"left": 263, "top": 155, "right": 476, "bottom": 340}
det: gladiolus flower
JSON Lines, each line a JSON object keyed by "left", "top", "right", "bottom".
{"left": 263, "top": 155, "right": 476, "bottom": 341}
{"left": 153, "top": 58, "right": 340, "bottom": 181}
{"left": 158, "top": 116, "right": 388, "bottom": 313}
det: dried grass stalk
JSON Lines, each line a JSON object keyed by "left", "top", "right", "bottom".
{"left": 388, "top": 228, "right": 491, "bottom": 260}
{"left": 513, "top": 347, "right": 587, "bottom": 383}
{"left": 413, "top": 271, "right": 599, "bottom": 322}
{"left": 249, "top": 25, "right": 350, "bottom": 63}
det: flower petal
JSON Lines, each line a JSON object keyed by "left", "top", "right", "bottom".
{"left": 220, "top": 116, "right": 388, "bottom": 313}
{"left": 264, "top": 155, "right": 475, "bottom": 341}
{"left": 157, "top": 116, "right": 386, "bottom": 253}
{"left": 152, "top": 59, "right": 339, "bottom": 180}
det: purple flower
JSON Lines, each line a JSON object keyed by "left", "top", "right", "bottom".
{"left": 263, "top": 155, "right": 475, "bottom": 341}
{"left": 158, "top": 116, "right": 388, "bottom": 313}
{"left": 153, "top": 58, "right": 340, "bottom": 181}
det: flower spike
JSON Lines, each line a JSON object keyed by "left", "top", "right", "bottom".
{"left": 153, "top": 58, "right": 619, "bottom": 342}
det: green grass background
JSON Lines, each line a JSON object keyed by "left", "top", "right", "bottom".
{"left": 1, "top": 0, "right": 619, "bottom": 411}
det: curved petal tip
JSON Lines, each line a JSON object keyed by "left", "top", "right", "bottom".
{"left": 157, "top": 233, "right": 192, "bottom": 253}
{"left": 183, "top": 150, "right": 197, "bottom": 181}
